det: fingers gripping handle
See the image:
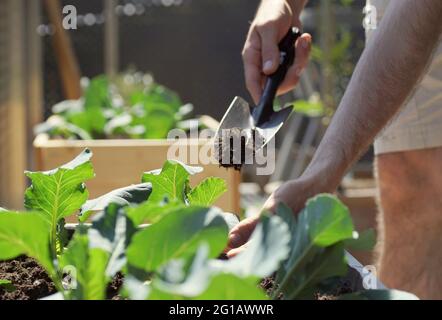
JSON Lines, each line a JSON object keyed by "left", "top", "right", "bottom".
{"left": 254, "top": 27, "right": 302, "bottom": 126}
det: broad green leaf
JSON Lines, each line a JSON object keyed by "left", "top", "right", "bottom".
{"left": 210, "top": 214, "right": 290, "bottom": 278}
{"left": 60, "top": 230, "right": 109, "bottom": 300}
{"left": 345, "top": 229, "right": 376, "bottom": 251}
{"left": 274, "top": 194, "right": 356, "bottom": 299}
{"left": 83, "top": 75, "right": 113, "bottom": 110}
{"left": 141, "top": 160, "right": 202, "bottom": 203}
{"left": 127, "top": 198, "right": 184, "bottom": 225}
{"left": 195, "top": 274, "right": 267, "bottom": 300}
{"left": 131, "top": 84, "right": 181, "bottom": 115}
{"left": 25, "top": 148, "right": 95, "bottom": 226}
{"left": 221, "top": 212, "right": 240, "bottom": 231}
{"left": 0, "top": 207, "right": 6, "bottom": 212}
{"left": 150, "top": 244, "right": 213, "bottom": 298}
{"left": 306, "top": 194, "right": 354, "bottom": 247}
{"left": 150, "top": 273, "right": 266, "bottom": 300}
{"left": 79, "top": 182, "right": 152, "bottom": 221}
{"left": 142, "top": 108, "right": 176, "bottom": 139}
{"left": 153, "top": 84, "right": 182, "bottom": 109}
{"left": 127, "top": 206, "right": 228, "bottom": 272}
{"left": 339, "top": 289, "right": 419, "bottom": 300}
{"left": 187, "top": 177, "right": 227, "bottom": 206}
{"left": 284, "top": 244, "right": 348, "bottom": 299}
{"left": 63, "top": 76, "right": 110, "bottom": 136}
{"left": 88, "top": 204, "right": 137, "bottom": 277}
{"left": 0, "top": 279, "right": 16, "bottom": 292}
{"left": 149, "top": 245, "right": 266, "bottom": 300}
{"left": 275, "top": 203, "right": 297, "bottom": 248}
{"left": 141, "top": 84, "right": 182, "bottom": 112}
{"left": 67, "top": 108, "right": 106, "bottom": 137}
{"left": 0, "top": 212, "right": 54, "bottom": 275}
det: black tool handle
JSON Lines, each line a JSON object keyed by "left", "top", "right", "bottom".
{"left": 253, "top": 27, "right": 302, "bottom": 126}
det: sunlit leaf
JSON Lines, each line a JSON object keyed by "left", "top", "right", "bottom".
{"left": 88, "top": 204, "right": 137, "bottom": 277}
{"left": 345, "top": 229, "right": 376, "bottom": 251}
{"left": 127, "top": 206, "right": 228, "bottom": 272}
{"left": 274, "top": 194, "right": 356, "bottom": 299}
{"left": 0, "top": 212, "right": 54, "bottom": 275}
{"left": 25, "top": 148, "right": 95, "bottom": 225}
{"left": 79, "top": 182, "right": 152, "bottom": 221}
{"left": 141, "top": 160, "right": 202, "bottom": 203}
{"left": 60, "top": 229, "right": 109, "bottom": 300}
{"left": 210, "top": 214, "right": 290, "bottom": 278}
{"left": 187, "top": 177, "right": 227, "bottom": 206}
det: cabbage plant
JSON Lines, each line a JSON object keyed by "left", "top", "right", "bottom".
{"left": 35, "top": 72, "right": 197, "bottom": 140}
{"left": 0, "top": 150, "right": 417, "bottom": 300}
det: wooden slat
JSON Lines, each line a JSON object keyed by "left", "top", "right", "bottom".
{"left": 104, "top": 0, "right": 119, "bottom": 77}
{"left": 27, "top": 0, "right": 44, "bottom": 130}
{"left": 6, "top": 0, "right": 27, "bottom": 209}
{"left": 44, "top": 0, "right": 82, "bottom": 99}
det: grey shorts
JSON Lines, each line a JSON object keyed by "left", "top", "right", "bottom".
{"left": 366, "top": 0, "right": 442, "bottom": 155}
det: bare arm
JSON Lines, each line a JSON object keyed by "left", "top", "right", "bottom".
{"left": 228, "top": 0, "right": 442, "bottom": 252}
{"left": 302, "top": 0, "right": 442, "bottom": 191}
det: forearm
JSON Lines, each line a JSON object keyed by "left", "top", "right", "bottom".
{"left": 302, "top": 0, "right": 442, "bottom": 190}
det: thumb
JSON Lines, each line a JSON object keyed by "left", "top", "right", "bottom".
{"left": 227, "top": 215, "right": 260, "bottom": 248}
{"left": 260, "top": 28, "right": 280, "bottom": 75}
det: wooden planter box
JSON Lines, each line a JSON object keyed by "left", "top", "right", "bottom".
{"left": 34, "top": 134, "right": 241, "bottom": 222}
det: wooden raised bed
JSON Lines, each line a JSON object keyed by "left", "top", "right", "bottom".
{"left": 33, "top": 134, "right": 241, "bottom": 222}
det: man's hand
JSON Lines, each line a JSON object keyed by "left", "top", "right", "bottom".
{"left": 243, "top": 0, "right": 312, "bottom": 104}
{"left": 231, "top": 0, "right": 442, "bottom": 258}
{"left": 226, "top": 175, "right": 333, "bottom": 257}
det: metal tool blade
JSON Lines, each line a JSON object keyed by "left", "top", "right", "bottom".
{"left": 214, "top": 96, "right": 292, "bottom": 167}
{"left": 252, "top": 104, "right": 293, "bottom": 149}
{"left": 215, "top": 96, "right": 253, "bottom": 134}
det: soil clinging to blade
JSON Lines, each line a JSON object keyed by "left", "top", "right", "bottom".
{"left": 215, "top": 127, "right": 265, "bottom": 171}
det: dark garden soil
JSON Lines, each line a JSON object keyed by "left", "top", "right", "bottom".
{"left": 314, "top": 266, "right": 365, "bottom": 300}
{"left": 106, "top": 272, "right": 124, "bottom": 300}
{"left": 0, "top": 257, "right": 125, "bottom": 300}
{"left": 260, "top": 266, "right": 364, "bottom": 300}
{"left": 0, "top": 256, "right": 56, "bottom": 300}
{"left": 216, "top": 127, "right": 265, "bottom": 171}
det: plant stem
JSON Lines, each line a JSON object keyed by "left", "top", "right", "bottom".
{"left": 50, "top": 223, "right": 58, "bottom": 262}
{"left": 271, "top": 242, "right": 316, "bottom": 299}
